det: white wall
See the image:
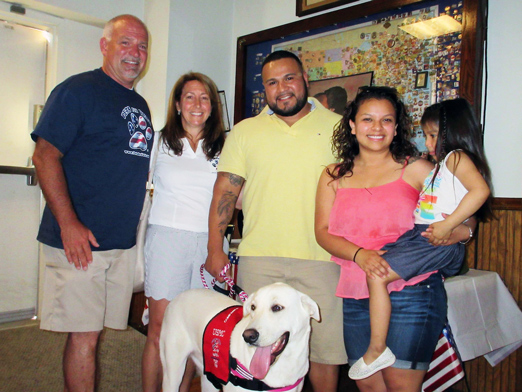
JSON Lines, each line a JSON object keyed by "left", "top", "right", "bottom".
{"left": 42, "top": 0, "right": 143, "bottom": 20}
{"left": 231, "top": 0, "right": 369, "bottom": 38}
{"left": 483, "top": 0, "right": 522, "bottom": 197}
{"left": 15, "top": 0, "right": 143, "bottom": 25}
{"left": 51, "top": 19, "right": 104, "bottom": 85}
{"left": 158, "top": 0, "right": 235, "bottom": 130}
{"left": 139, "top": 0, "right": 170, "bottom": 131}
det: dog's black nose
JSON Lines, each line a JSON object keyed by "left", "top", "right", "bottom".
{"left": 243, "top": 329, "right": 259, "bottom": 344}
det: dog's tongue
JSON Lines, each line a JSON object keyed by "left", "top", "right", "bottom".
{"left": 249, "top": 345, "right": 273, "bottom": 380}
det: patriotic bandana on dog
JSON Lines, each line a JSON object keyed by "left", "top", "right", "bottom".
{"left": 203, "top": 305, "right": 243, "bottom": 387}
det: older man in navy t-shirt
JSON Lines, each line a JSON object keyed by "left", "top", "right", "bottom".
{"left": 31, "top": 14, "right": 152, "bottom": 391}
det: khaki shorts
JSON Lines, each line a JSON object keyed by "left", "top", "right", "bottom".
{"left": 237, "top": 256, "right": 347, "bottom": 365}
{"left": 39, "top": 244, "right": 136, "bottom": 332}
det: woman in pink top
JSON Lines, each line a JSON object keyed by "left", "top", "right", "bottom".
{"left": 315, "top": 86, "right": 474, "bottom": 392}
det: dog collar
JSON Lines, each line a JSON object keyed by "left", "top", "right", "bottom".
{"left": 229, "top": 357, "right": 304, "bottom": 391}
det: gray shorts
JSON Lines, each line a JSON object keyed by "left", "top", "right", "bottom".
{"left": 144, "top": 225, "right": 227, "bottom": 301}
{"left": 237, "top": 256, "right": 348, "bottom": 365}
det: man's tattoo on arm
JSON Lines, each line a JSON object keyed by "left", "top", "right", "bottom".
{"left": 217, "top": 191, "right": 238, "bottom": 236}
{"left": 227, "top": 173, "right": 244, "bottom": 187}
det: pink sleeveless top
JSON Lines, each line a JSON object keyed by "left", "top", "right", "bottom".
{"left": 329, "top": 167, "right": 434, "bottom": 299}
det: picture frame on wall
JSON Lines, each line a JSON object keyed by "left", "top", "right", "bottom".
{"left": 218, "top": 90, "right": 231, "bottom": 131}
{"left": 308, "top": 72, "right": 374, "bottom": 105}
{"left": 296, "top": 0, "right": 359, "bottom": 17}
{"left": 415, "top": 71, "right": 429, "bottom": 89}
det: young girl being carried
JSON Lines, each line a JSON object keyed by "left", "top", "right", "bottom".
{"left": 349, "top": 97, "right": 494, "bottom": 380}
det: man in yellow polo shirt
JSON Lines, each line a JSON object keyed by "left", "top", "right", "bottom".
{"left": 206, "top": 50, "right": 347, "bottom": 392}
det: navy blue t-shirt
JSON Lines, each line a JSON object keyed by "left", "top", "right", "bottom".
{"left": 31, "top": 68, "right": 154, "bottom": 250}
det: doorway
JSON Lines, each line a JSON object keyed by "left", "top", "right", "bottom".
{"left": 0, "top": 18, "right": 48, "bottom": 323}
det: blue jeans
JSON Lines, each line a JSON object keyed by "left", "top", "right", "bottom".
{"left": 343, "top": 273, "right": 447, "bottom": 370}
{"left": 382, "top": 224, "right": 465, "bottom": 280}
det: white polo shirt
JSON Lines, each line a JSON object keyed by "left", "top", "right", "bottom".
{"left": 148, "top": 138, "right": 219, "bottom": 232}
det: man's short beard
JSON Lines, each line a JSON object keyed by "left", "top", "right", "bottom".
{"left": 268, "top": 84, "right": 309, "bottom": 117}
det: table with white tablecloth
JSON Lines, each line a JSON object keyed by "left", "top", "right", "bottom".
{"left": 445, "top": 269, "right": 522, "bottom": 366}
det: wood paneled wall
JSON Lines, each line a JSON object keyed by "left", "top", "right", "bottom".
{"left": 452, "top": 198, "right": 522, "bottom": 392}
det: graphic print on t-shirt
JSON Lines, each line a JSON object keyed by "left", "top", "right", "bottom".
{"left": 122, "top": 105, "right": 153, "bottom": 153}
{"left": 415, "top": 168, "right": 442, "bottom": 221}
{"left": 417, "top": 194, "right": 437, "bottom": 220}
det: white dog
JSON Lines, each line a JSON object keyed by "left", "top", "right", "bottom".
{"left": 160, "top": 282, "right": 320, "bottom": 392}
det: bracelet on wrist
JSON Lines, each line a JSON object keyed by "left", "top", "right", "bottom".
{"left": 353, "top": 247, "right": 364, "bottom": 262}
{"left": 459, "top": 226, "right": 473, "bottom": 245}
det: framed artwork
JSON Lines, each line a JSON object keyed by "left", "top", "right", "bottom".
{"left": 309, "top": 71, "right": 374, "bottom": 104}
{"left": 218, "top": 90, "right": 231, "bottom": 131}
{"left": 415, "top": 71, "right": 429, "bottom": 89}
{"left": 234, "top": 0, "right": 486, "bottom": 131}
{"left": 296, "top": 0, "right": 359, "bottom": 17}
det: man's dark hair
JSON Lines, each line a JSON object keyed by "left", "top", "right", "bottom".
{"left": 325, "top": 86, "right": 348, "bottom": 115}
{"left": 261, "top": 50, "right": 304, "bottom": 73}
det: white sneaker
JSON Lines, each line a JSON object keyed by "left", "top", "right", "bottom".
{"left": 348, "top": 347, "right": 396, "bottom": 380}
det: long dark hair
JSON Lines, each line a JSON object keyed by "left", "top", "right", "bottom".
{"left": 329, "top": 86, "right": 417, "bottom": 180}
{"left": 421, "top": 98, "right": 493, "bottom": 221}
{"left": 161, "top": 72, "right": 225, "bottom": 160}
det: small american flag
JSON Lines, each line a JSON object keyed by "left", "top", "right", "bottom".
{"left": 422, "top": 324, "right": 465, "bottom": 392}
{"left": 227, "top": 251, "right": 239, "bottom": 298}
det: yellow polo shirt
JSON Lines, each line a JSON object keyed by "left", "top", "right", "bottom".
{"left": 218, "top": 98, "right": 340, "bottom": 261}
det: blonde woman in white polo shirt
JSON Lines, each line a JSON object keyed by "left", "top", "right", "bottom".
{"left": 142, "top": 72, "right": 227, "bottom": 392}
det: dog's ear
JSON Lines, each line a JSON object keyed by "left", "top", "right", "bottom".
{"left": 301, "top": 293, "right": 320, "bottom": 322}
{"left": 243, "top": 294, "right": 254, "bottom": 317}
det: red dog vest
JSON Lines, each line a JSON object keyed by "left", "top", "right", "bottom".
{"left": 203, "top": 305, "right": 243, "bottom": 386}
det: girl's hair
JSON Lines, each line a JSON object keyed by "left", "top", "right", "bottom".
{"left": 421, "top": 98, "right": 493, "bottom": 221}
{"left": 330, "top": 86, "right": 417, "bottom": 180}
{"left": 161, "top": 72, "right": 225, "bottom": 160}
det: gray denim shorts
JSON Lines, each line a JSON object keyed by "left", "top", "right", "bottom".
{"left": 144, "top": 224, "right": 227, "bottom": 301}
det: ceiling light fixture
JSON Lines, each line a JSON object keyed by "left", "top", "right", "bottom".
{"left": 399, "top": 15, "right": 462, "bottom": 40}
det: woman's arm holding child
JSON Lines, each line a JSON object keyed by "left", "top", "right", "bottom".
{"left": 315, "top": 165, "right": 389, "bottom": 279}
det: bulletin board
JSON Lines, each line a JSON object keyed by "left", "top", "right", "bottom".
{"left": 234, "top": 0, "right": 486, "bottom": 150}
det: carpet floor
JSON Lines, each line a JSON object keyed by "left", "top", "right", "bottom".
{"left": 0, "top": 324, "right": 355, "bottom": 392}
{"left": 0, "top": 325, "right": 145, "bottom": 391}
